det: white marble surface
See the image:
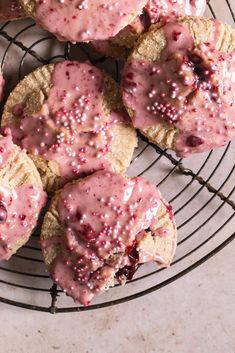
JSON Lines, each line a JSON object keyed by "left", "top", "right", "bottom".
{"left": 0, "top": 0, "right": 235, "bottom": 351}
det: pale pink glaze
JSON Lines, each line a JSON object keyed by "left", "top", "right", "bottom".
{"left": 42, "top": 171, "right": 168, "bottom": 306}
{"left": 122, "top": 21, "right": 235, "bottom": 157}
{"left": 0, "top": 185, "right": 46, "bottom": 260}
{"left": 45, "top": 62, "right": 107, "bottom": 131}
{"left": 0, "top": 135, "right": 15, "bottom": 168}
{"left": 34, "top": 0, "right": 148, "bottom": 42}
{"left": 0, "top": 0, "right": 25, "bottom": 21}
{"left": 5, "top": 61, "right": 125, "bottom": 186}
{"left": 0, "top": 135, "right": 47, "bottom": 260}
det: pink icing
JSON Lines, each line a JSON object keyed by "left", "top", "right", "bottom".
{"left": 42, "top": 171, "right": 167, "bottom": 306}
{"left": 122, "top": 21, "right": 235, "bottom": 157}
{"left": 0, "top": 129, "right": 46, "bottom": 261}
{"left": 34, "top": 0, "right": 148, "bottom": 42}
{"left": 5, "top": 61, "right": 126, "bottom": 186}
{"left": 0, "top": 0, "right": 25, "bottom": 21}
{"left": 45, "top": 62, "right": 107, "bottom": 131}
{"left": 144, "top": 0, "right": 206, "bottom": 23}
{"left": 0, "top": 135, "right": 15, "bottom": 168}
{"left": 0, "top": 185, "right": 46, "bottom": 260}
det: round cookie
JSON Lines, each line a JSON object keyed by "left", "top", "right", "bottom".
{"left": 2, "top": 61, "right": 137, "bottom": 192}
{"left": 121, "top": 17, "right": 235, "bottom": 157}
{"left": 20, "top": 0, "right": 148, "bottom": 42}
{"left": 0, "top": 134, "right": 46, "bottom": 260}
{"left": 92, "top": 0, "right": 206, "bottom": 59}
{"left": 0, "top": 0, "right": 25, "bottom": 22}
{"left": 41, "top": 171, "right": 177, "bottom": 306}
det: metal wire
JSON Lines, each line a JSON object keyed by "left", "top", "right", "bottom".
{"left": 0, "top": 0, "right": 234, "bottom": 314}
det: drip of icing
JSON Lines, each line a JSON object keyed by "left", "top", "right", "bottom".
{"left": 0, "top": 0, "right": 24, "bottom": 21}
{"left": 0, "top": 185, "right": 46, "bottom": 260}
{"left": 43, "top": 171, "right": 165, "bottom": 305}
{"left": 5, "top": 61, "right": 123, "bottom": 186}
{"left": 34, "top": 0, "right": 148, "bottom": 42}
{"left": 122, "top": 21, "right": 235, "bottom": 157}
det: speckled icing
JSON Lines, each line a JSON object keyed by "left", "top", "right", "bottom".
{"left": 42, "top": 171, "right": 174, "bottom": 306}
{"left": 5, "top": 61, "right": 126, "bottom": 186}
{"left": 122, "top": 21, "right": 235, "bottom": 157}
{"left": 34, "top": 0, "right": 148, "bottom": 42}
{"left": 0, "top": 134, "right": 47, "bottom": 260}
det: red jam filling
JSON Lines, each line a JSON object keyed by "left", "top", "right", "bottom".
{"left": 0, "top": 202, "right": 7, "bottom": 224}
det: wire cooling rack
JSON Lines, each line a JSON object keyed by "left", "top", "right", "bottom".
{"left": 0, "top": 0, "right": 234, "bottom": 314}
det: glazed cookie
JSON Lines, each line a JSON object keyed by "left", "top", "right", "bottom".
{"left": 41, "top": 171, "right": 177, "bottom": 306}
{"left": 92, "top": 0, "right": 206, "bottom": 59}
{"left": 122, "top": 17, "right": 235, "bottom": 157}
{"left": 0, "top": 0, "right": 25, "bottom": 22}
{"left": 2, "top": 61, "right": 137, "bottom": 192}
{"left": 0, "top": 134, "right": 46, "bottom": 260}
{"left": 20, "top": 0, "right": 148, "bottom": 42}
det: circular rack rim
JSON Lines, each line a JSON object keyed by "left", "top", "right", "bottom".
{"left": 0, "top": 0, "right": 234, "bottom": 313}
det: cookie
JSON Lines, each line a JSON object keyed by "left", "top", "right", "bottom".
{"left": 41, "top": 171, "right": 177, "bottom": 306}
{"left": 0, "top": 134, "right": 46, "bottom": 260}
{"left": 0, "top": 0, "right": 25, "bottom": 22}
{"left": 121, "top": 17, "right": 235, "bottom": 157}
{"left": 92, "top": 0, "right": 206, "bottom": 59}
{"left": 20, "top": 0, "right": 148, "bottom": 42}
{"left": 1, "top": 61, "right": 137, "bottom": 192}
